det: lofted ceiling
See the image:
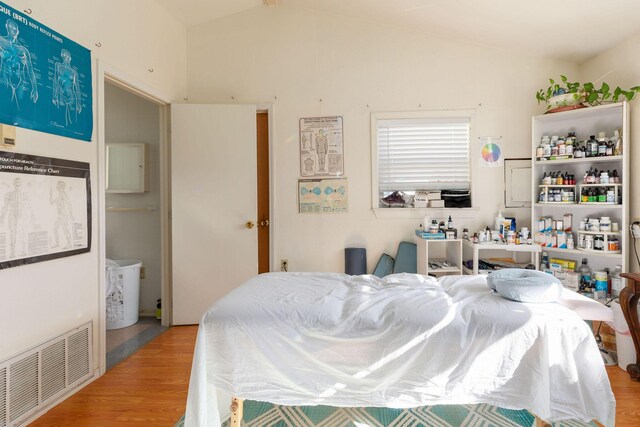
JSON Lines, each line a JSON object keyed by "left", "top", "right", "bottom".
{"left": 154, "top": 0, "right": 640, "bottom": 63}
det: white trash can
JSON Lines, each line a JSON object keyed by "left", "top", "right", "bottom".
{"left": 611, "top": 300, "right": 637, "bottom": 371}
{"left": 106, "top": 259, "right": 142, "bottom": 330}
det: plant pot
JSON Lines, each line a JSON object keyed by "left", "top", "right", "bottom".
{"left": 547, "top": 93, "right": 584, "bottom": 110}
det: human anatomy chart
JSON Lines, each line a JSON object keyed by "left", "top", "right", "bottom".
{"left": 0, "top": 151, "right": 90, "bottom": 269}
{"left": 298, "top": 178, "right": 348, "bottom": 213}
{"left": 0, "top": 2, "right": 92, "bottom": 141}
{"left": 299, "top": 116, "right": 344, "bottom": 177}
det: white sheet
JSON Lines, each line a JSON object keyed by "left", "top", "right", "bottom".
{"left": 185, "top": 273, "right": 615, "bottom": 427}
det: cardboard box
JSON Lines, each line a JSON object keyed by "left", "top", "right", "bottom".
{"left": 550, "top": 258, "right": 576, "bottom": 271}
{"left": 427, "top": 191, "right": 441, "bottom": 200}
{"left": 429, "top": 200, "right": 445, "bottom": 208}
{"left": 414, "top": 191, "right": 428, "bottom": 208}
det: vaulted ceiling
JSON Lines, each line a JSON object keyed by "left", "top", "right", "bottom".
{"left": 154, "top": 0, "right": 640, "bottom": 63}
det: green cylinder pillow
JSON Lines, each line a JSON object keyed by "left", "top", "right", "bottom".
{"left": 487, "top": 268, "right": 563, "bottom": 303}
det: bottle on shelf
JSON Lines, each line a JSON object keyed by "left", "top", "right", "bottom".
{"left": 613, "top": 129, "right": 622, "bottom": 155}
{"left": 611, "top": 265, "right": 624, "bottom": 297}
{"left": 597, "top": 132, "right": 608, "bottom": 156}
{"left": 587, "top": 135, "right": 598, "bottom": 157}
{"left": 578, "top": 258, "right": 592, "bottom": 288}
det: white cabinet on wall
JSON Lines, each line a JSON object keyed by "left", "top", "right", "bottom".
{"left": 531, "top": 102, "right": 629, "bottom": 275}
{"left": 106, "top": 143, "right": 149, "bottom": 193}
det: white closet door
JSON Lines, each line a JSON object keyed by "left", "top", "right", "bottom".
{"left": 171, "top": 104, "right": 257, "bottom": 325}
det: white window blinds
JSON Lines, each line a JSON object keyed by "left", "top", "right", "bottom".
{"left": 377, "top": 117, "right": 470, "bottom": 192}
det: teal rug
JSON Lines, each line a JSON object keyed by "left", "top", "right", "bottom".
{"left": 175, "top": 401, "right": 596, "bottom": 426}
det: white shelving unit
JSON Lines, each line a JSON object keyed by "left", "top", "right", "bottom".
{"left": 462, "top": 240, "right": 541, "bottom": 275}
{"left": 531, "top": 102, "right": 629, "bottom": 274}
{"left": 416, "top": 238, "right": 463, "bottom": 276}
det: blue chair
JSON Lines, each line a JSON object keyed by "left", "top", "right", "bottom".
{"left": 392, "top": 241, "right": 417, "bottom": 274}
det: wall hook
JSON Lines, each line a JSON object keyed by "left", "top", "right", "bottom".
{"left": 23, "top": 8, "right": 32, "bottom": 14}
{"left": 148, "top": 68, "right": 154, "bottom": 73}
{"left": 95, "top": 42, "right": 102, "bottom": 48}
{"left": 183, "top": 97, "right": 189, "bottom": 101}
{"left": 319, "top": 98, "right": 323, "bottom": 102}
{"left": 231, "top": 96, "right": 236, "bottom": 100}
{"left": 274, "top": 96, "right": 277, "bottom": 100}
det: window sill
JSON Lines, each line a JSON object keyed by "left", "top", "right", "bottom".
{"left": 373, "top": 207, "right": 479, "bottom": 219}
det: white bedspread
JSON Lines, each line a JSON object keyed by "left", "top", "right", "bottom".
{"left": 185, "top": 273, "right": 615, "bottom": 427}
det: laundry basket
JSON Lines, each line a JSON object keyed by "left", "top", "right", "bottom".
{"left": 106, "top": 259, "right": 142, "bottom": 330}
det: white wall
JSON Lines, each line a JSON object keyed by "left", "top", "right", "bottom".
{"left": 580, "top": 32, "right": 640, "bottom": 272}
{"left": 105, "top": 83, "right": 161, "bottom": 315}
{"left": 187, "top": 5, "right": 578, "bottom": 273}
{"left": 0, "top": 0, "right": 186, "bottom": 365}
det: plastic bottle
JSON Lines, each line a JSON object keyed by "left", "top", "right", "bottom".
{"left": 495, "top": 211, "right": 505, "bottom": 235}
{"left": 578, "top": 258, "right": 592, "bottom": 285}
{"left": 613, "top": 129, "right": 622, "bottom": 155}
{"left": 611, "top": 265, "right": 624, "bottom": 297}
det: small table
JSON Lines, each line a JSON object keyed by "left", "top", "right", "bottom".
{"left": 462, "top": 240, "right": 541, "bottom": 275}
{"left": 620, "top": 272, "right": 640, "bottom": 381}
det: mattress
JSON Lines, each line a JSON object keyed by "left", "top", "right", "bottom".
{"left": 185, "top": 273, "right": 615, "bottom": 427}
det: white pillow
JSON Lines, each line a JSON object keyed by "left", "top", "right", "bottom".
{"left": 487, "top": 268, "right": 563, "bottom": 303}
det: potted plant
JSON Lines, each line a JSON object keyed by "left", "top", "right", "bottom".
{"left": 536, "top": 75, "right": 640, "bottom": 113}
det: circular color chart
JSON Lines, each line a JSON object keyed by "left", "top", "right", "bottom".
{"left": 481, "top": 143, "right": 501, "bottom": 162}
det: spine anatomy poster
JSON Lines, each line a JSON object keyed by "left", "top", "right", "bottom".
{"left": 0, "top": 2, "right": 93, "bottom": 141}
{"left": 300, "top": 116, "right": 344, "bottom": 177}
{"left": 0, "top": 151, "right": 91, "bottom": 269}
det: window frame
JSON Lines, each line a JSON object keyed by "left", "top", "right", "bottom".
{"left": 370, "top": 110, "right": 477, "bottom": 216}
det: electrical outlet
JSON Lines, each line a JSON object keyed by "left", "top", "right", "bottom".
{"left": 140, "top": 267, "right": 146, "bottom": 280}
{"left": 632, "top": 223, "right": 640, "bottom": 239}
{"left": 280, "top": 259, "right": 288, "bottom": 272}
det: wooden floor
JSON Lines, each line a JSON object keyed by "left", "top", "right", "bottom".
{"left": 30, "top": 326, "right": 198, "bottom": 427}
{"left": 31, "top": 325, "right": 640, "bottom": 426}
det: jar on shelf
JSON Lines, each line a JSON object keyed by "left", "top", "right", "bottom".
{"left": 594, "top": 235, "right": 605, "bottom": 251}
{"left": 600, "top": 217, "right": 611, "bottom": 232}
{"left": 584, "top": 235, "right": 594, "bottom": 250}
{"left": 608, "top": 238, "right": 620, "bottom": 252}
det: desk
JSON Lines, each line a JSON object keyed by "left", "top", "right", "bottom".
{"left": 462, "top": 239, "right": 541, "bottom": 275}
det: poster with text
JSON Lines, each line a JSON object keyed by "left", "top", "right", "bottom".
{"left": 298, "top": 178, "right": 348, "bottom": 213}
{"left": 0, "top": 151, "right": 91, "bottom": 269}
{"left": 0, "top": 2, "right": 93, "bottom": 141}
{"left": 300, "top": 116, "right": 343, "bottom": 177}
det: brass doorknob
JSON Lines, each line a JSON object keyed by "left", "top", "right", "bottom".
{"left": 246, "top": 220, "right": 255, "bottom": 229}
{"left": 260, "top": 219, "right": 270, "bottom": 227}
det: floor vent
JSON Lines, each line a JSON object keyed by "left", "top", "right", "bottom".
{"left": 0, "top": 322, "right": 93, "bottom": 426}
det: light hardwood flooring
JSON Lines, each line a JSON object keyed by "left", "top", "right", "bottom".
{"left": 31, "top": 325, "right": 640, "bottom": 426}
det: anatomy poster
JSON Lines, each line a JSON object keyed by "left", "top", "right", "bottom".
{"left": 298, "top": 178, "right": 348, "bottom": 213}
{"left": 300, "top": 116, "right": 344, "bottom": 177}
{"left": 0, "top": 2, "right": 93, "bottom": 141}
{"left": 0, "top": 151, "right": 91, "bottom": 269}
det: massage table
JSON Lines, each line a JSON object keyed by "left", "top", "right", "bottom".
{"left": 185, "top": 273, "right": 615, "bottom": 427}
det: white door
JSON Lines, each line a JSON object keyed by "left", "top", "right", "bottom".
{"left": 171, "top": 104, "right": 258, "bottom": 325}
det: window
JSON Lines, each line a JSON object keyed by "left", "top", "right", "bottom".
{"left": 372, "top": 113, "right": 471, "bottom": 208}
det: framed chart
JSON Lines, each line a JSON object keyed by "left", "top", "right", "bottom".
{"left": 0, "top": 151, "right": 91, "bottom": 269}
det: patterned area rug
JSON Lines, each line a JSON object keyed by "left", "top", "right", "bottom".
{"left": 175, "top": 401, "right": 596, "bottom": 426}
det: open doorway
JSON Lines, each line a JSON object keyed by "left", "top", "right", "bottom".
{"left": 103, "top": 81, "right": 167, "bottom": 370}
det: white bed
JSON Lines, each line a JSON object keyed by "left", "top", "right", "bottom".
{"left": 185, "top": 272, "right": 615, "bottom": 427}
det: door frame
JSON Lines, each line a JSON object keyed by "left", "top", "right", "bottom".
{"left": 256, "top": 103, "right": 275, "bottom": 271}
{"left": 96, "top": 60, "right": 172, "bottom": 375}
